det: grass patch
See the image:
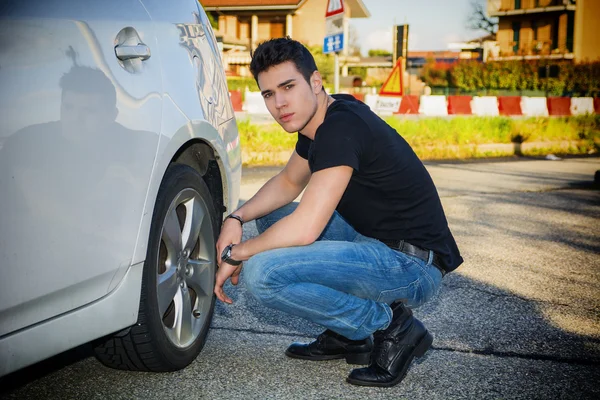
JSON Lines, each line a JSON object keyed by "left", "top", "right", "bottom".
{"left": 237, "top": 119, "right": 297, "bottom": 153}
{"left": 238, "top": 115, "right": 600, "bottom": 165}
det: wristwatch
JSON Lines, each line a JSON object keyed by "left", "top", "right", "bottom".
{"left": 224, "top": 213, "right": 244, "bottom": 226}
{"left": 221, "top": 244, "right": 242, "bottom": 266}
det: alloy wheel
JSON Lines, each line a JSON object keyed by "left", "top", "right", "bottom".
{"left": 157, "top": 188, "right": 215, "bottom": 348}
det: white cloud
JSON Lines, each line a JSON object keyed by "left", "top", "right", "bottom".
{"left": 407, "top": 33, "right": 420, "bottom": 51}
{"left": 361, "top": 28, "right": 421, "bottom": 54}
{"left": 363, "top": 28, "right": 393, "bottom": 53}
{"left": 443, "top": 33, "right": 463, "bottom": 47}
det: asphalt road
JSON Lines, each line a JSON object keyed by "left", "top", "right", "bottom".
{"left": 2, "top": 157, "right": 599, "bottom": 400}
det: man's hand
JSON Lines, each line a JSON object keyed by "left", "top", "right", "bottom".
{"left": 216, "top": 217, "right": 243, "bottom": 264}
{"left": 215, "top": 218, "right": 244, "bottom": 304}
{"left": 214, "top": 262, "right": 242, "bottom": 304}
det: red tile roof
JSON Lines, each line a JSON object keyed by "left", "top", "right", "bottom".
{"left": 201, "top": 0, "right": 302, "bottom": 7}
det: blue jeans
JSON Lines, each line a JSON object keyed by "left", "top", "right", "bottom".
{"left": 242, "top": 203, "right": 443, "bottom": 340}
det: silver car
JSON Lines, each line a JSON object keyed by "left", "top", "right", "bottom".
{"left": 0, "top": 0, "right": 241, "bottom": 376}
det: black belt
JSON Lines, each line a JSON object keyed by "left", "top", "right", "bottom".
{"left": 380, "top": 239, "right": 447, "bottom": 277}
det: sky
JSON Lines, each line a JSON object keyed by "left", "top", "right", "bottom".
{"left": 350, "top": 0, "right": 486, "bottom": 54}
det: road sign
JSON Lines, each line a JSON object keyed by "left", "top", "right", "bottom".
{"left": 375, "top": 96, "right": 402, "bottom": 115}
{"left": 326, "top": 0, "right": 344, "bottom": 17}
{"left": 323, "top": 0, "right": 345, "bottom": 55}
{"left": 324, "top": 0, "right": 345, "bottom": 92}
{"left": 379, "top": 58, "right": 404, "bottom": 96}
{"left": 323, "top": 33, "right": 344, "bottom": 54}
{"left": 325, "top": 16, "right": 344, "bottom": 36}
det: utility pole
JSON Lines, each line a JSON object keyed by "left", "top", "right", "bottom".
{"left": 334, "top": 52, "right": 340, "bottom": 94}
{"left": 323, "top": 0, "right": 345, "bottom": 94}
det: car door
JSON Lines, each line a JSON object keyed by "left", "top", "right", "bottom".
{"left": 0, "top": 0, "right": 162, "bottom": 336}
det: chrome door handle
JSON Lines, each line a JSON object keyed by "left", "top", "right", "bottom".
{"left": 114, "top": 44, "right": 151, "bottom": 61}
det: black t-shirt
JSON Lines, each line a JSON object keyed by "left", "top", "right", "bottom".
{"left": 295, "top": 94, "right": 463, "bottom": 271}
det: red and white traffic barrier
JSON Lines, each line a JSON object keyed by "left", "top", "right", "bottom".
{"left": 240, "top": 92, "right": 598, "bottom": 117}
{"left": 471, "top": 96, "right": 500, "bottom": 116}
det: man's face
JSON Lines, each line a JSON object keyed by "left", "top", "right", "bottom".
{"left": 257, "top": 61, "right": 321, "bottom": 133}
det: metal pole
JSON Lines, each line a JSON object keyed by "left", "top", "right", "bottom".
{"left": 334, "top": 52, "right": 340, "bottom": 94}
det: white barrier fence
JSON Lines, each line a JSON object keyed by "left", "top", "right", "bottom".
{"left": 243, "top": 91, "right": 270, "bottom": 114}
{"left": 571, "top": 97, "right": 595, "bottom": 115}
{"left": 471, "top": 96, "right": 500, "bottom": 116}
{"left": 419, "top": 96, "right": 448, "bottom": 116}
{"left": 521, "top": 97, "right": 550, "bottom": 117}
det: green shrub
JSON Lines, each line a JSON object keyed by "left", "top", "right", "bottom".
{"left": 422, "top": 60, "right": 600, "bottom": 96}
{"left": 227, "top": 77, "right": 259, "bottom": 93}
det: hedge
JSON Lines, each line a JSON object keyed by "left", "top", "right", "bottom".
{"left": 421, "top": 60, "right": 600, "bottom": 97}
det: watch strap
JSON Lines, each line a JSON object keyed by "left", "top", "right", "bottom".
{"left": 225, "top": 214, "right": 244, "bottom": 226}
{"left": 221, "top": 244, "right": 243, "bottom": 266}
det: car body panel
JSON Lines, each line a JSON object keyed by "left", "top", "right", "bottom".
{"left": 0, "top": 0, "right": 240, "bottom": 376}
{"left": 0, "top": 261, "right": 144, "bottom": 377}
{"left": 0, "top": 0, "right": 162, "bottom": 337}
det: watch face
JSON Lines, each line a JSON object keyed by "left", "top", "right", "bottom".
{"left": 221, "top": 246, "right": 230, "bottom": 262}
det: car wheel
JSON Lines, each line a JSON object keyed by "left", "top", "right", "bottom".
{"left": 94, "top": 163, "right": 219, "bottom": 371}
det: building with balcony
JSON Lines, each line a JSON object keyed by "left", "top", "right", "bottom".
{"left": 202, "top": 0, "right": 370, "bottom": 76}
{"left": 487, "top": 0, "right": 600, "bottom": 61}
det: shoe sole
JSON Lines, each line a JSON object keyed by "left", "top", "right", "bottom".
{"left": 345, "top": 331, "right": 433, "bottom": 387}
{"left": 285, "top": 350, "right": 371, "bottom": 365}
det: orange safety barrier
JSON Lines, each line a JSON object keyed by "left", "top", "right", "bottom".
{"left": 595, "top": 98, "right": 600, "bottom": 114}
{"left": 351, "top": 93, "right": 365, "bottom": 102}
{"left": 498, "top": 96, "right": 522, "bottom": 116}
{"left": 395, "top": 95, "right": 419, "bottom": 114}
{"left": 447, "top": 95, "right": 473, "bottom": 115}
{"left": 229, "top": 90, "right": 243, "bottom": 112}
{"left": 546, "top": 97, "right": 571, "bottom": 116}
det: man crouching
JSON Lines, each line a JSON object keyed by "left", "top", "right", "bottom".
{"left": 214, "top": 37, "right": 462, "bottom": 387}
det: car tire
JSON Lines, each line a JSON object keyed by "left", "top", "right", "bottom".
{"left": 94, "top": 163, "right": 219, "bottom": 371}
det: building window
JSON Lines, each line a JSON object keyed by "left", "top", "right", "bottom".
{"left": 566, "top": 12, "right": 574, "bottom": 52}
{"left": 512, "top": 21, "right": 521, "bottom": 53}
{"left": 551, "top": 18, "right": 559, "bottom": 51}
{"left": 515, "top": 0, "right": 521, "bottom": 9}
{"left": 532, "top": 20, "right": 537, "bottom": 41}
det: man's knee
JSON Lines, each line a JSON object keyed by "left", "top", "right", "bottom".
{"left": 242, "top": 253, "right": 279, "bottom": 303}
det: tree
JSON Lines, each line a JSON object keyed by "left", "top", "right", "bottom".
{"left": 466, "top": 0, "right": 498, "bottom": 35}
{"left": 347, "top": 25, "right": 362, "bottom": 56}
{"left": 368, "top": 49, "right": 392, "bottom": 57}
{"left": 307, "top": 45, "right": 335, "bottom": 84}
{"left": 207, "top": 12, "right": 219, "bottom": 30}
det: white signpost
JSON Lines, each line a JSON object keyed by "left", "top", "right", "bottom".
{"left": 323, "top": 0, "right": 345, "bottom": 93}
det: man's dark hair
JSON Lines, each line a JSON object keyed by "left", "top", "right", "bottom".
{"left": 250, "top": 37, "right": 318, "bottom": 86}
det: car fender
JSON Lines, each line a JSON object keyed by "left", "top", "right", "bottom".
{"left": 107, "top": 99, "right": 241, "bottom": 292}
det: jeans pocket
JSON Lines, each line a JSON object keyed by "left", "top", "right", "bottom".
{"left": 376, "top": 281, "right": 419, "bottom": 305}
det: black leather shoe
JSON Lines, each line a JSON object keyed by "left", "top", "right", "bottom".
{"left": 346, "top": 302, "right": 433, "bottom": 387}
{"left": 285, "top": 330, "right": 373, "bottom": 365}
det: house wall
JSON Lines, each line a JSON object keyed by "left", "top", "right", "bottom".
{"left": 238, "top": 20, "right": 250, "bottom": 40}
{"left": 293, "top": 0, "right": 327, "bottom": 46}
{"left": 495, "top": 11, "right": 574, "bottom": 56}
{"left": 499, "top": 0, "right": 560, "bottom": 9}
{"left": 293, "top": 0, "right": 353, "bottom": 48}
{"left": 214, "top": 0, "right": 360, "bottom": 55}
{"left": 257, "top": 18, "right": 271, "bottom": 41}
{"left": 574, "top": 0, "right": 600, "bottom": 61}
